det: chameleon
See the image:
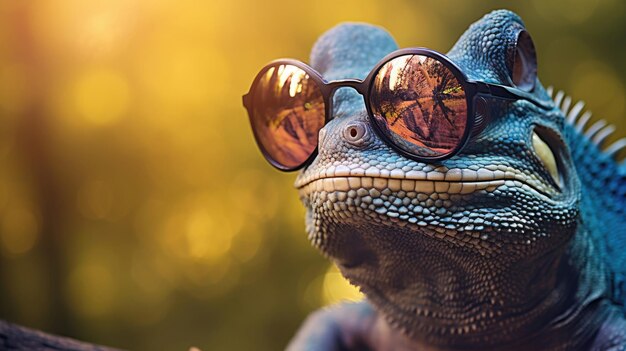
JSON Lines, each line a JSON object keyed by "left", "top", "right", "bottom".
{"left": 267, "top": 10, "right": 626, "bottom": 351}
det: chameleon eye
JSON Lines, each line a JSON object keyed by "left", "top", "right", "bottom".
{"left": 508, "top": 30, "right": 537, "bottom": 92}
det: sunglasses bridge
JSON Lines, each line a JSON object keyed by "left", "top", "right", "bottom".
{"left": 319, "top": 79, "right": 368, "bottom": 119}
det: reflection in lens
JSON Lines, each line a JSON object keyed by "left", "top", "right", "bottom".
{"left": 250, "top": 64, "right": 325, "bottom": 169}
{"left": 370, "top": 54, "right": 468, "bottom": 158}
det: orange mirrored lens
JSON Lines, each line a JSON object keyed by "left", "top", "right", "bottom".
{"left": 250, "top": 64, "right": 325, "bottom": 169}
{"left": 370, "top": 54, "right": 468, "bottom": 158}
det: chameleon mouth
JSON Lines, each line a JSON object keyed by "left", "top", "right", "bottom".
{"left": 298, "top": 176, "right": 514, "bottom": 196}
{"left": 298, "top": 171, "right": 557, "bottom": 259}
{"left": 295, "top": 167, "right": 555, "bottom": 198}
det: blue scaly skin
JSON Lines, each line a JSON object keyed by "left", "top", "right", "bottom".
{"left": 285, "top": 10, "right": 626, "bottom": 351}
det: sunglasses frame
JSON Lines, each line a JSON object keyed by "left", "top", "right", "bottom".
{"left": 243, "top": 47, "right": 552, "bottom": 171}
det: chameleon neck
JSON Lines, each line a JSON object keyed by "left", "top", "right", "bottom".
{"left": 492, "top": 226, "right": 610, "bottom": 351}
{"left": 356, "top": 223, "right": 610, "bottom": 350}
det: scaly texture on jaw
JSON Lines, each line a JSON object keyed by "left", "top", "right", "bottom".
{"left": 298, "top": 172, "right": 562, "bottom": 244}
{"left": 297, "top": 162, "right": 567, "bottom": 260}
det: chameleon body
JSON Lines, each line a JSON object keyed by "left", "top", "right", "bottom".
{"left": 285, "top": 10, "right": 626, "bottom": 351}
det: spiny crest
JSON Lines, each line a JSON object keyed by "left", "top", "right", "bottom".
{"left": 546, "top": 86, "right": 626, "bottom": 162}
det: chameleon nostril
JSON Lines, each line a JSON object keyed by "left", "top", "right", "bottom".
{"left": 343, "top": 122, "right": 369, "bottom": 147}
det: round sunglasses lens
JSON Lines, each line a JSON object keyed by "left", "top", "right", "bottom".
{"left": 250, "top": 64, "right": 325, "bottom": 169}
{"left": 369, "top": 54, "right": 468, "bottom": 158}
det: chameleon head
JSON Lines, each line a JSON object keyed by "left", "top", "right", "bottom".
{"left": 295, "top": 10, "right": 581, "bottom": 344}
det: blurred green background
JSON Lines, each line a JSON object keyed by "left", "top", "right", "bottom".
{"left": 0, "top": 0, "right": 624, "bottom": 350}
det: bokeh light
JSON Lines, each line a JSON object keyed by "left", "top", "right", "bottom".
{"left": 1, "top": 205, "right": 39, "bottom": 256}
{"left": 73, "top": 69, "right": 131, "bottom": 126}
{"left": 322, "top": 264, "right": 364, "bottom": 305}
{"left": 0, "top": 0, "right": 624, "bottom": 350}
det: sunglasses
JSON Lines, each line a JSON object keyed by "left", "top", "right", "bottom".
{"left": 243, "top": 48, "right": 551, "bottom": 171}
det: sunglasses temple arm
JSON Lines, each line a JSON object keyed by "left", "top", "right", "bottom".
{"left": 472, "top": 82, "right": 553, "bottom": 110}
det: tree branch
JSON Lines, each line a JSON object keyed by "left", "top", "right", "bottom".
{"left": 0, "top": 320, "right": 122, "bottom": 351}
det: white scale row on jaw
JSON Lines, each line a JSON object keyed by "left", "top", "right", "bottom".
{"left": 299, "top": 177, "right": 508, "bottom": 195}
{"left": 295, "top": 165, "right": 548, "bottom": 193}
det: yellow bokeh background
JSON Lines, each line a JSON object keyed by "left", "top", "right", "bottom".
{"left": 0, "top": 0, "right": 624, "bottom": 350}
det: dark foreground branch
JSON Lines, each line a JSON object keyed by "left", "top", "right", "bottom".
{"left": 0, "top": 320, "right": 122, "bottom": 351}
